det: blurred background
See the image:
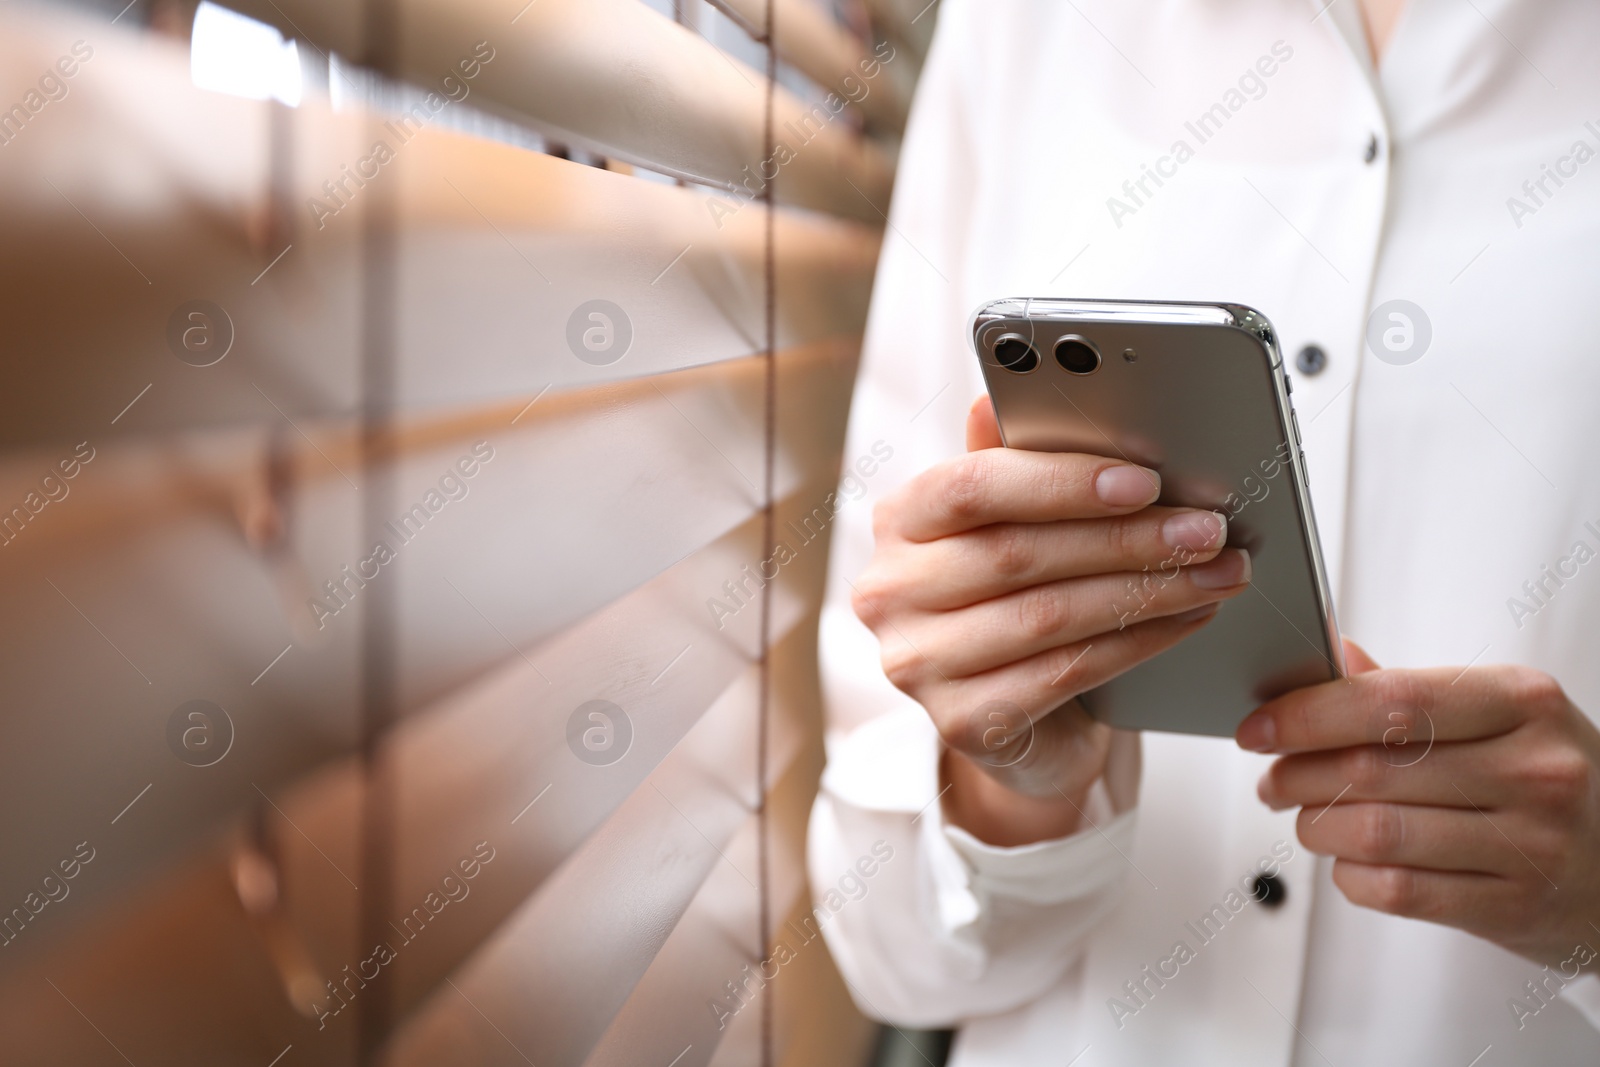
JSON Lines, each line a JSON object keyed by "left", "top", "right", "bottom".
{"left": 0, "top": 0, "right": 937, "bottom": 1062}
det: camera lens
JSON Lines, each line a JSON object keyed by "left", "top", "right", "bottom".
{"left": 993, "top": 337, "right": 1039, "bottom": 373}
{"left": 1055, "top": 337, "right": 1101, "bottom": 374}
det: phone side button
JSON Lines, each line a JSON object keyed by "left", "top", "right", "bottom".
{"left": 1291, "top": 410, "right": 1302, "bottom": 444}
{"left": 1299, "top": 449, "right": 1310, "bottom": 485}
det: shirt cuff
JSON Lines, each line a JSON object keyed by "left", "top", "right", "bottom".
{"left": 821, "top": 707, "right": 1140, "bottom": 931}
{"left": 941, "top": 780, "right": 1139, "bottom": 907}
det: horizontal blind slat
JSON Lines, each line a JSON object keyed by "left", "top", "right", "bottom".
{"left": 219, "top": 0, "right": 896, "bottom": 219}
{"left": 0, "top": 841, "right": 353, "bottom": 1065}
{"left": 583, "top": 621, "right": 836, "bottom": 1067}
{"left": 0, "top": 553, "right": 822, "bottom": 1055}
{"left": 862, "top": 0, "right": 935, "bottom": 63}
{"left": 0, "top": 20, "right": 879, "bottom": 447}
{"left": 381, "top": 670, "right": 815, "bottom": 1066}
{"left": 714, "top": 0, "right": 910, "bottom": 131}
{"left": 0, "top": 4, "right": 897, "bottom": 1062}
{"left": 0, "top": 360, "right": 857, "bottom": 971}
{"left": 584, "top": 777, "right": 807, "bottom": 1067}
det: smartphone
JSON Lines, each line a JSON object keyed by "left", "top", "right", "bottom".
{"left": 969, "top": 297, "right": 1344, "bottom": 737}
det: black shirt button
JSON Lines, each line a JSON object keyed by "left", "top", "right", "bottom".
{"left": 1364, "top": 133, "right": 1380, "bottom": 163}
{"left": 1251, "top": 873, "right": 1288, "bottom": 909}
{"left": 1295, "top": 344, "right": 1328, "bottom": 376}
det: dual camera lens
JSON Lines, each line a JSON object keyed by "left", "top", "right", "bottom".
{"left": 991, "top": 334, "right": 1101, "bottom": 375}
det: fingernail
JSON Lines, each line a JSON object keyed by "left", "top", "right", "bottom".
{"left": 1237, "top": 713, "right": 1276, "bottom": 753}
{"left": 1162, "top": 510, "right": 1228, "bottom": 552}
{"left": 1096, "top": 465, "right": 1160, "bottom": 507}
{"left": 1189, "top": 548, "right": 1252, "bottom": 589}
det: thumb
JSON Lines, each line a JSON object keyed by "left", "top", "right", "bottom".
{"left": 1342, "top": 638, "right": 1382, "bottom": 675}
{"left": 966, "top": 395, "right": 1003, "bottom": 452}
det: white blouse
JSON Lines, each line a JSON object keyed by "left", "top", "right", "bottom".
{"left": 807, "top": 0, "right": 1600, "bottom": 1064}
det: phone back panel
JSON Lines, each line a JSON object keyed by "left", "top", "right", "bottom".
{"left": 970, "top": 298, "right": 1342, "bottom": 737}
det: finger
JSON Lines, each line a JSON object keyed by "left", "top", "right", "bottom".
{"left": 1343, "top": 638, "right": 1382, "bottom": 674}
{"left": 967, "top": 395, "right": 1002, "bottom": 452}
{"left": 948, "top": 696, "right": 1113, "bottom": 802}
{"left": 1330, "top": 859, "right": 1512, "bottom": 928}
{"left": 896, "top": 507, "right": 1229, "bottom": 609}
{"left": 1297, "top": 802, "right": 1523, "bottom": 875}
{"left": 918, "top": 603, "right": 1221, "bottom": 761}
{"left": 900, "top": 549, "right": 1251, "bottom": 678}
{"left": 1235, "top": 667, "right": 1527, "bottom": 755}
{"left": 890, "top": 449, "right": 1161, "bottom": 542}
{"left": 1257, "top": 741, "right": 1526, "bottom": 812}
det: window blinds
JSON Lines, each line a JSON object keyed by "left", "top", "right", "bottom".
{"left": 0, "top": 0, "right": 927, "bottom": 1064}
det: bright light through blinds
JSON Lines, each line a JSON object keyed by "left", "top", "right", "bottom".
{"left": 190, "top": 1, "right": 302, "bottom": 105}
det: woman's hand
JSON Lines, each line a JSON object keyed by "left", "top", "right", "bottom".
{"left": 852, "top": 397, "right": 1253, "bottom": 846}
{"left": 1248, "top": 641, "right": 1600, "bottom": 967}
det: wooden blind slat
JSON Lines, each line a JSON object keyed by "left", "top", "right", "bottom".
{"left": 384, "top": 710, "right": 814, "bottom": 1067}
{"left": 0, "top": 3, "right": 901, "bottom": 1060}
{"left": 221, "top": 0, "right": 896, "bottom": 219}
{"left": 715, "top": 0, "right": 909, "bottom": 132}
{"left": 0, "top": 21, "right": 878, "bottom": 448}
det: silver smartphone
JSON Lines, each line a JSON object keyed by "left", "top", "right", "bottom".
{"left": 969, "top": 297, "right": 1344, "bottom": 737}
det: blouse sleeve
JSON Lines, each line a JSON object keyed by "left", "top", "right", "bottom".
{"left": 805, "top": 0, "right": 1141, "bottom": 1026}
